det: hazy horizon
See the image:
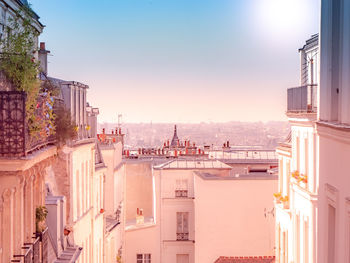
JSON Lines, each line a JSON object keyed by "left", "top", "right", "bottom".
{"left": 30, "top": 0, "right": 320, "bottom": 123}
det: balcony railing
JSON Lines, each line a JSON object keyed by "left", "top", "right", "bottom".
{"left": 0, "top": 91, "right": 55, "bottom": 157}
{"left": 176, "top": 232, "right": 189, "bottom": 241}
{"left": 287, "top": 84, "right": 317, "bottom": 113}
{"left": 11, "top": 228, "right": 48, "bottom": 262}
{"left": 175, "top": 190, "right": 188, "bottom": 198}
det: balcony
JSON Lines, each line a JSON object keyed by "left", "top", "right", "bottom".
{"left": 287, "top": 84, "right": 317, "bottom": 113}
{"left": 176, "top": 232, "right": 189, "bottom": 241}
{"left": 175, "top": 190, "right": 188, "bottom": 198}
{"left": 0, "top": 91, "right": 55, "bottom": 157}
{"left": 11, "top": 228, "right": 48, "bottom": 262}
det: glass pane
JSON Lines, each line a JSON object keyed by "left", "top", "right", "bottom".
{"left": 183, "top": 212, "right": 189, "bottom": 233}
{"left": 177, "top": 212, "right": 182, "bottom": 232}
{"left": 182, "top": 179, "right": 188, "bottom": 189}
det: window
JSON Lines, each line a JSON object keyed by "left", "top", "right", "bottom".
{"left": 137, "top": 254, "right": 151, "bottom": 263}
{"left": 176, "top": 254, "right": 189, "bottom": 263}
{"left": 175, "top": 179, "right": 188, "bottom": 197}
{"left": 177, "top": 212, "right": 189, "bottom": 240}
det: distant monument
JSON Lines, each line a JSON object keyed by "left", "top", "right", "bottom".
{"left": 170, "top": 125, "right": 179, "bottom": 147}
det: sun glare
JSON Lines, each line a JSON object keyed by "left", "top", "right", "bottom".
{"left": 255, "top": 0, "right": 308, "bottom": 38}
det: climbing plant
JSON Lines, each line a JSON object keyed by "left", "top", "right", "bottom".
{"left": 0, "top": 6, "right": 56, "bottom": 138}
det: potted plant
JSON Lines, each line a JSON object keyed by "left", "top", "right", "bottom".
{"left": 291, "top": 170, "right": 299, "bottom": 180}
{"left": 35, "top": 206, "right": 48, "bottom": 233}
{"left": 64, "top": 228, "right": 71, "bottom": 236}
{"left": 299, "top": 174, "right": 308, "bottom": 187}
{"left": 273, "top": 192, "right": 282, "bottom": 203}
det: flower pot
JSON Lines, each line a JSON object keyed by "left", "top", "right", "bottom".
{"left": 64, "top": 228, "right": 71, "bottom": 236}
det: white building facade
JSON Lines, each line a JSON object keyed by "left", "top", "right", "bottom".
{"left": 275, "top": 35, "right": 319, "bottom": 263}
{"left": 122, "top": 157, "right": 277, "bottom": 263}
{"left": 317, "top": 0, "right": 350, "bottom": 262}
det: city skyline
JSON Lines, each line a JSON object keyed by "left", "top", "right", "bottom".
{"left": 30, "top": 0, "right": 319, "bottom": 123}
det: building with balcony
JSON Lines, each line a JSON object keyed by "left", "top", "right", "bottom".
{"left": 0, "top": 1, "right": 58, "bottom": 262}
{"left": 275, "top": 34, "right": 319, "bottom": 263}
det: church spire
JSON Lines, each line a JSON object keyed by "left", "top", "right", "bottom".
{"left": 170, "top": 125, "right": 179, "bottom": 147}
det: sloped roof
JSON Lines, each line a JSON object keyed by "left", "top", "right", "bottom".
{"left": 299, "top": 34, "right": 318, "bottom": 52}
{"left": 214, "top": 256, "right": 275, "bottom": 263}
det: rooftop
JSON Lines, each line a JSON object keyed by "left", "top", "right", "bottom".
{"left": 215, "top": 256, "right": 275, "bottom": 263}
{"left": 208, "top": 150, "right": 277, "bottom": 163}
{"left": 154, "top": 159, "right": 232, "bottom": 170}
{"left": 195, "top": 171, "right": 278, "bottom": 180}
{"left": 105, "top": 216, "right": 120, "bottom": 233}
{"left": 299, "top": 33, "right": 319, "bottom": 52}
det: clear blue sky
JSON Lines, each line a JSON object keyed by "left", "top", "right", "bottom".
{"left": 30, "top": 0, "right": 320, "bottom": 123}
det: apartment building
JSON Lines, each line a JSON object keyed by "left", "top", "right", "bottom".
{"left": 275, "top": 34, "right": 319, "bottom": 263}
{"left": 120, "top": 144, "right": 277, "bottom": 263}
{"left": 317, "top": 0, "right": 350, "bottom": 262}
{"left": 40, "top": 41, "right": 106, "bottom": 262}
{"left": 45, "top": 78, "right": 99, "bottom": 262}
{"left": 276, "top": 1, "right": 350, "bottom": 262}
{"left": 0, "top": 1, "right": 57, "bottom": 262}
{"left": 97, "top": 130, "right": 124, "bottom": 262}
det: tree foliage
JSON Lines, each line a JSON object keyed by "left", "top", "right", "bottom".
{"left": 0, "top": 7, "right": 56, "bottom": 138}
{"left": 54, "top": 106, "right": 77, "bottom": 145}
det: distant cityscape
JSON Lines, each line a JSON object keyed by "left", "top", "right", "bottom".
{"left": 98, "top": 121, "right": 290, "bottom": 149}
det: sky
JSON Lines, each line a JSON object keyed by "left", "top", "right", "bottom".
{"left": 29, "top": 0, "right": 320, "bottom": 123}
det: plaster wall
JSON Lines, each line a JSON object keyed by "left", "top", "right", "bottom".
{"left": 125, "top": 161, "right": 154, "bottom": 221}
{"left": 194, "top": 176, "right": 277, "bottom": 263}
{"left": 317, "top": 126, "right": 350, "bottom": 263}
{"left": 125, "top": 225, "right": 160, "bottom": 263}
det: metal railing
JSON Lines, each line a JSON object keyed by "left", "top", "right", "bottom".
{"left": 176, "top": 232, "right": 189, "bottom": 241}
{"left": 0, "top": 91, "right": 55, "bottom": 157}
{"left": 287, "top": 84, "right": 317, "bottom": 113}
{"left": 41, "top": 227, "right": 49, "bottom": 263}
{"left": 33, "top": 237, "right": 40, "bottom": 263}
{"left": 11, "top": 228, "right": 49, "bottom": 263}
{"left": 175, "top": 190, "right": 188, "bottom": 198}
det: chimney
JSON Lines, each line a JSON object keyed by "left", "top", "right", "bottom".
{"left": 38, "top": 42, "right": 50, "bottom": 76}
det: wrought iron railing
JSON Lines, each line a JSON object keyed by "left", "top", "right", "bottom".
{"left": 40, "top": 227, "right": 49, "bottom": 263}
{"left": 33, "top": 237, "right": 40, "bottom": 263}
{"left": 23, "top": 245, "right": 33, "bottom": 263}
{"left": 11, "top": 228, "right": 49, "bottom": 262}
{"left": 0, "top": 91, "right": 55, "bottom": 157}
{"left": 175, "top": 190, "right": 188, "bottom": 198}
{"left": 176, "top": 232, "right": 189, "bottom": 241}
{"left": 287, "top": 84, "right": 317, "bottom": 113}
